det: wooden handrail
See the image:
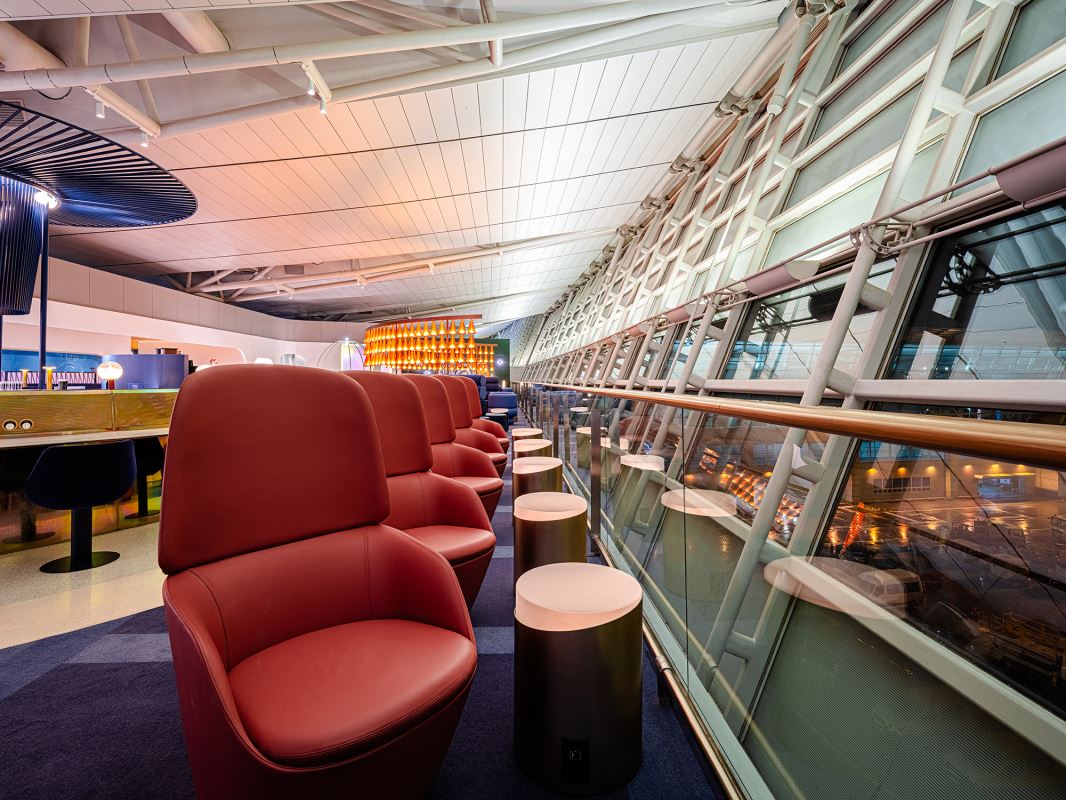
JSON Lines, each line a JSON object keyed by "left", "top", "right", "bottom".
{"left": 534, "top": 384, "right": 1066, "bottom": 472}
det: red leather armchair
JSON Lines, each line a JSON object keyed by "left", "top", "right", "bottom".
{"left": 460, "top": 377, "right": 509, "bottom": 453}
{"left": 406, "top": 374, "right": 504, "bottom": 518}
{"left": 344, "top": 371, "right": 495, "bottom": 607}
{"left": 435, "top": 375, "right": 508, "bottom": 477}
{"left": 159, "top": 365, "right": 476, "bottom": 800}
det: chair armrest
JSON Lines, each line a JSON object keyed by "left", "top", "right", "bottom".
{"left": 451, "top": 442, "right": 500, "bottom": 478}
{"left": 368, "top": 525, "right": 474, "bottom": 641}
{"left": 423, "top": 473, "right": 493, "bottom": 531}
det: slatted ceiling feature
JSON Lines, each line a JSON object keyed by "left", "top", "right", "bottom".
{"left": 20, "top": 12, "right": 774, "bottom": 320}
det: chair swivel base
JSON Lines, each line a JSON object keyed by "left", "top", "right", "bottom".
{"left": 40, "top": 551, "right": 120, "bottom": 574}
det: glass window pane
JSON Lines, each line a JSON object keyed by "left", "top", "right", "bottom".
{"left": 768, "top": 143, "right": 941, "bottom": 265}
{"left": 667, "top": 316, "right": 727, "bottom": 382}
{"left": 996, "top": 0, "right": 1063, "bottom": 77}
{"left": 890, "top": 203, "right": 1066, "bottom": 380}
{"left": 817, "top": 2, "right": 953, "bottom": 137}
{"left": 958, "top": 70, "right": 1066, "bottom": 186}
{"left": 725, "top": 264, "right": 894, "bottom": 380}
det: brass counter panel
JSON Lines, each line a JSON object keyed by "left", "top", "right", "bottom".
{"left": 113, "top": 391, "right": 177, "bottom": 430}
{"left": 0, "top": 390, "right": 177, "bottom": 437}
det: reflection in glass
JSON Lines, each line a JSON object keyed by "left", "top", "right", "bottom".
{"left": 725, "top": 265, "right": 893, "bottom": 380}
{"left": 890, "top": 204, "right": 1066, "bottom": 380}
{"left": 818, "top": 406, "right": 1066, "bottom": 718}
{"left": 666, "top": 316, "right": 726, "bottom": 383}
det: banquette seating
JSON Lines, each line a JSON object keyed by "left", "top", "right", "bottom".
{"left": 407, "top": 374, "right": 505, "bottom": 518}
{"left": 460, "top": 377, "right": 509, "bottom": 453}
{"left": 435, "top": 375, "right": 508, "bottom": 478}
{"left": 159, "top": 365, "right": 476, "bottom": 799}
{"left": 345, "top": 371, "right": 496, "bottom": 607}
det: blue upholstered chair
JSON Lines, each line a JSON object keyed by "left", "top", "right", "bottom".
{"left": 488, "top": 390, "right": 518, "bottom": 424}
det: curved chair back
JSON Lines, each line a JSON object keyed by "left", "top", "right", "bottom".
{"left": 25, "top": 440, "right": 136, "bottom": 510}
{"left": 344, "top": 371, "right": 432, "bottom": 477}
{"left": 406, "top": 374, "right": 458, "bottom": 444}
{"left": 435, "top": 375, "right": 474, "bottom": 429}
{"left": 460, "top": 378, "right": 484, "bottom": 420}
{"left": 159, "top": 365, "right": 389, "bottom": 574}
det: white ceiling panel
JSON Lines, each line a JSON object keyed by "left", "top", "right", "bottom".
{"left": 9, "top": 1, "right": 780, "bottom": 322}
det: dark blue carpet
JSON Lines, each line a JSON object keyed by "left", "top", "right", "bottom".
{"left": 0, "top": 412, "right": 719, "bottom": 799}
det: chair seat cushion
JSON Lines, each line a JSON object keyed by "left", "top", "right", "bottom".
{"left": 229, "top": 619, "right": 476, "bottom": 766}
{"left": 405, "top": 525, "right": 495, "bottom": 563}
{"left": 452, "top": 475, "right": 504, "bottom": 496}
{"left": 489, "top": 452, "right": 508, "bottom": 466}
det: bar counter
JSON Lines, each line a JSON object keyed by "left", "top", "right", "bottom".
{"left": 0, "top": 390, "right": 176, "bottom": 551}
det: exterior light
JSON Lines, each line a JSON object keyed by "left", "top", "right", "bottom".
{"left": 96, "top": 360, "right": 124, "bottom": 390}
{"left": 307, "top": 77, "right": 316, "bottom": 96}
{"left": 95, "top": 100, "right": 106, "bottom": 119}
{"left": 319, "top": 97, "right": 328, "bottom": 115}
{"left": 33, "top": 190, "right": 59, "bottom": 210}
{"left": 139, "top": 132, "right": 149, "bottom": 148}
{"left": 253, "top": 357, "right": 274, "bottom": 364}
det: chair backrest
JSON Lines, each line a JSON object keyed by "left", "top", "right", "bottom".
{"left": 435, "top": 375, "right": 474, "bottom": 430}
{"left": 459, "top": 377, "right": 484, "bottom": 420}
{"left": 488, "top": 391, "right": 518, "bottom": 410}
{"left": 25, "top": 440, "right": 136, "bottom": 510}
{"left": 344, "top": 371, "right": 432, "bottom": 477}
{"left": 158, "top": 365, "right": 390, "bottom": 574}
{"left": 406, "top": 374, "right": 457, "bottom": 445}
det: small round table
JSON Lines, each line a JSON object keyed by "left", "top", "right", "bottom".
{"left": 514, "top": 562, "right": 643, "bottom": 794}
{"left": 514, "top": 438, "right": 553, "bottom": 458}
{"left": 513, "top": 492, "right": 587, "bottom": 583}
{"left": 512, "top": 456, "right": 563, "bottom": 498}
{"left": 512, "top": 427, "right": 544, "bottom": 443}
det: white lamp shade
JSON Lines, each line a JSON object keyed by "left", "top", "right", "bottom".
{"left": 96, "top": 360, "right": 124, "bottom": 381}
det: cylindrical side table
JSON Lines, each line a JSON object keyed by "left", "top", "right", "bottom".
{"left": 514, "top": 438, "right": 552, "bottom": 458}
{"left": 513, "top": 491, "right": 587, "bottom": 583}
{"left": 513, "top": 456, "right": 563, "bottom": 498}
{"left": 512, "top": 427, "right": 544, "bottom": 443}
{"left": 514, "top": 563, "right": 643, "bottom": 795}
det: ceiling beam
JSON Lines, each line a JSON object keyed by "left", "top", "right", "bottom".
{"left": 110, "top": 3, "right": 780, "bottom": 143}
{"left": 162, "top": 11, "right": 231, "bottom": 54}
{"left": 195, "top": 228, "right": 616, "bottom": 295}
{"left": 0, "top": 0, "right": 752, "bottom": 94}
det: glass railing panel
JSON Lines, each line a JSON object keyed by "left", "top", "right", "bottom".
{"left": 738, "top": 431, "right": 1066, "bottom": 799}
{"left": 818, "top": 436, "right": 1066, "bottom": 719}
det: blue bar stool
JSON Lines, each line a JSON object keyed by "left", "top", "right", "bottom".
{"left": 25, "top": 440, "right": 136, "bottom": 573}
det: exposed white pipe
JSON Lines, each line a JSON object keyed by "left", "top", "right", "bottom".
{"left": 307, "top": 4, "right": 474, "bottom": 63}
{"left": 349, "top": 0, "right": 468, "bottom": 29}
{"left": 195, "top": 227, "right": 615, "bottom": 293}
{"left": 0, "top": 0, "right": 748, "bottom": 93}
{"left": 300, "top": 59, "right": 331, "bottom": 102}
{"left": 162, "top": 10, "right": 230, "bottom": 54}
{"left": 116, "top": 15, "right": 160, "bottom": 126}
{"left": 72, "top": 17, "right": 91, "bottom": 67}
{"left": 123, "top": 3, "right": 779, "bottom": 142}
{"left": 0, "top": 22, "right": 161, "bottom": 136}
{"left": 480, "top": 0, "right": 502, "bottom": 67}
